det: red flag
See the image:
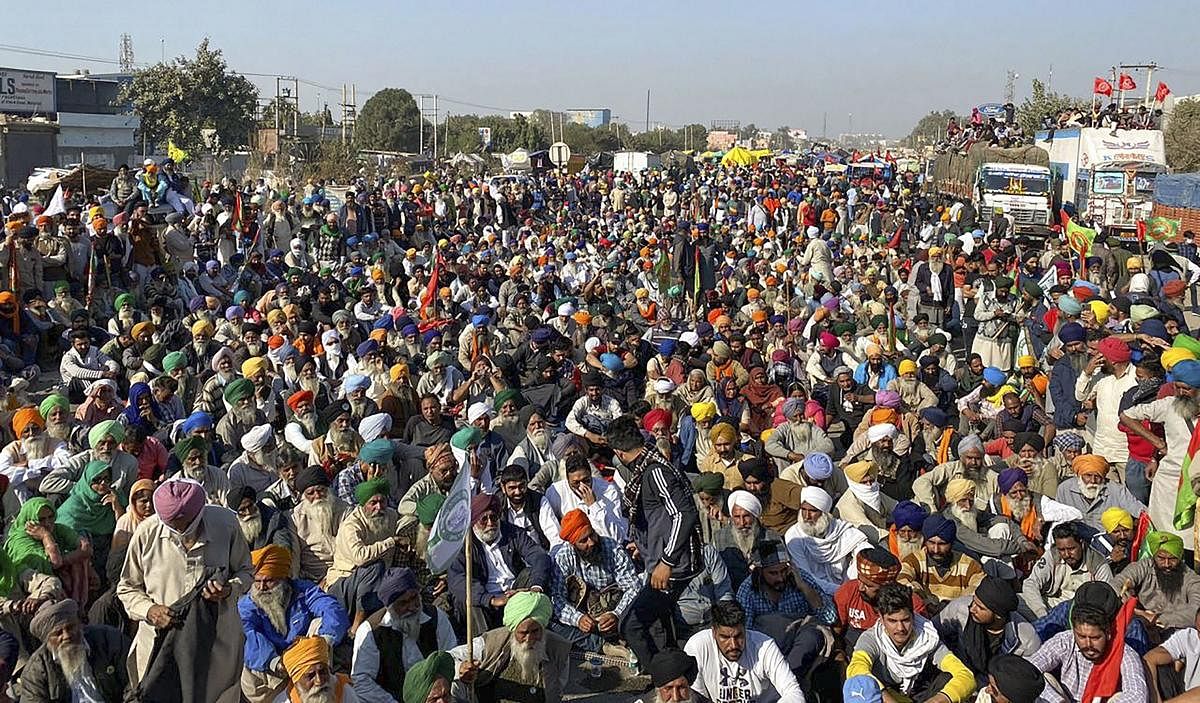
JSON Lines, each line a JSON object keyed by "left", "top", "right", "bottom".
{"left": 1136, "top": 220, "right": 1147, "bottom": 242}
{"left": 1156, "top": 81, "right": 1172, "bottom": 102}
{"left": 1093, "top": 77, "right": 1113, "bottom": 96}
{"left": 886, "top": 226, "right": 903, "bottom": 249}
{"left": 1129, "top": 511, "right": 1153, "bottom": 559}
{"left": 1118, "top": 73, "right": 1136, "bottom": 91}
{"left": 1081, "top": 596, "right": 1137, "bottom": 703}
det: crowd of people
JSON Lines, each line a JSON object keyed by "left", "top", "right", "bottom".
{"left": 0, "top": 145, "right": 1196, "bottom": 703}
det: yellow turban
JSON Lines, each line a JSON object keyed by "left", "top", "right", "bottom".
{"left": 267, "top": 309, "right": 286, "bottom": 324}
{"left": 250, "top": 545, "right": 292, "bottom": 580}
{"left": 865, "top": 343, "right": 883, "bottom": 357}
{"left": 1162, "top": 347, "right": 1197, "bottom": 371}
{"left": 1072, "top": 454, "right": 1109, "bottom": 478}
{"left": 709, "top": 422, "right": 737, "bottom": 444}
{"left": 241, "top": 356, "right": 268, "bottom": 378}
{"left": 281, "top": 636, "right": 330, "bottom": 683}
{"left": 1089, "top": 300, "right": 1110, "bottom": 325}
{"left": 897, "top": 359, "right": 917, "bottom": 376}
{"left": 690, "top": 401, "right": 718, "bottom": 423}
{"left": 191, "top": 319, "right": 214, "bottom": 337}
{"left": 131, "top": 321, "right": 155, "bottom": 341}
{"left": 845, "top": 461, "right": 877, "bottom": 483}
{"left": 1017, "top": 355, "right": 1036, "bottom": 369}
{"left": 760, "top": 428, "right": 774, "bottom": 443}
{"left": 945, "top": 477, "right": 975, "bottom": 505}
{"left": 1100, "top": 507, "right": 1134, "bottom": 533}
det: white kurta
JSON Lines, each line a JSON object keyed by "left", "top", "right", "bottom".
{"left": 1124, "top": 397, "right": 1195, "bottom": 543}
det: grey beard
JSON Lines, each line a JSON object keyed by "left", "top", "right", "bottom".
{"left": 56, "top": 642, "right": 87, "bottom": 685}
{"left": 297, "top": 683, "right": 335, "bottom": 703}
{"left": 1080, "top": 482, "right": 1102, "bottom": 500}
{"left": 790, "top": 421, "right": 812, "bottom": 442}
{"left": 349, "top": 399, "right": 370, "bottom": 417}
{"left": 951, "top": 504, "right": 979, "bottom": 532}
{"left": 46, "top": 421, "right": 71, "bottom": 441}
{"left": 328, "top": 428, "right": 359, "bottom": 451}
{"left": 732, "top": 524, "right": 759, "bottom": 556}
{"left": 250, "top": 581, "right": 293, "bottom": 635}
{"left": 184, "top": 464, "right": 209, "bottom": 482}
{"left": 239, "top": 512, "right": 263, "bottom": 545}
{"left": 473, "top": 525, "right": 499, "bottom": 544}
{"left": 1067, "top": 351, "right": 1090, "bottom": 374}
{"left": 297, "top": 495, "right": 336, "bottom": 536}
{"left": 231, "top": 406, "right": 259, "bottom": 425}
{"left": 23, "top": 437, "right": 50, "bottom": 461}
{"left": 1009, "top": 496, "right": 1032, "bottom": 521}
{"left": 296, "top": 413, "right": 319, "bottom": 436}
{"left": 509, "top": 636, "right": 547, "bottom": 683}
{"left": 299, "top": 377, "right": 321, "bottom": 395}
{"left": 929, "top": 260, "right": 945, "bottom": 274}
{"left": 898, "top": 537, "right": 923, "bottom": 559}
{"left": 394, "top": 610, "right": 421, "bottom": 640}
{"left": 1175, "top": 395, "right": 1200, "bottom": 419}
{"left": 799, "top": 513, "right": 831, "bottom": 538}
{"left": 529, "top": 428, "right": 550, "bottom": 452}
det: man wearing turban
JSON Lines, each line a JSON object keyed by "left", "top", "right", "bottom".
{"left": 836, "top": 461, "right": 898, "bottom": 543}
{"left": 325, "top": 477, "right": 399, "bottom": 587}
{"left": 0, "top": 404, "right": 69, "bottom": 502}
{"left": 785, "top": 486, "right": 871, "bottom": 595}
{"left": 448, "top": 591, "right": 572, "bottom": 703}
{"left": 698, "top": 420, "right": 753, "bottom": 490}
{"left": 1113, "top": 531, "right": 1200, "bottom": 632}
{"left": 289, "top": 466, "right": 349, "bottom": 584}
{"left": 934, "top": 575, "right": 1039, "bottom": 686}
{"left": 913, "top": 434, "right": 1000, "bottom": 513}
{"left": 39, "top": 418, "right": 138, "bottom": 500}
{"left": 546, "top": 509, "right": 645, "bottom": 657}
{"left": 889, "top": 500, "right": 930, "bottom": 562}
{"left": 898, "top": 514, "right": 986, "bottom": 612}
{"left": 712, "top": 489, "right": 783, "bottom": 591}
{"left": 764, "top": 394, "right": 836, "bottom": 473}
{"left": 18, "top": 598, "right": 130, "bottom": 702}
{"left": 216, "top": 377, "right": 267, "bottom": 465}
{"left": 1093, "top": 507, "right": 1134, "bottom": 573}
{"left": 283, "top": 390, "right": 323, "bottom": 454}
{"left": 1054, "top": 454, "right": 1146, "bottom": 532}
{"left": 401, "top": 651, "right": 455, "bottom": 703}
{"left": 279, "top": 636, "right": 353, "bottom": 703}
{"left": 239, "top": 545, "right": 350, "bottom": 702}
{"left": 118, "top": 477, "right": 252, "bottom": 697}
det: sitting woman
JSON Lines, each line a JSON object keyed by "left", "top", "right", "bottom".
{"left": 55, "top": 461, "right": 126, "bottom": 590}
{"left": 5, "top": 498, "right": 91, "bottom": 605}
{"left": 112, "top": 478, "right": 155, "bottom": 552}
{"left": 120, "top": 382, "right": 163, "bottom": 437}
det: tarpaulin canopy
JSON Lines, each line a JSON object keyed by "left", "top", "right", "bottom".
{"left": 721, "top": 146, "right": 756, "bottom": 167}
{"left": 1154, "top": 173, "right": 1200, "bottom": 209}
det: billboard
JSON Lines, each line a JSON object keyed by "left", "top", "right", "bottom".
{"left": 0, "top": 68, "right": 56, "bottom": 115}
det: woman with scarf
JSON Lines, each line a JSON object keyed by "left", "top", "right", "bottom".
{"left": 741, "top": 366, "right": 783, "bottom": 436}
{"left": 74, "top": 379, "right": 124, "bottom": 426}
{"left": 5, "top": 498, "right": 90, "bottom": 604}
{"left": 120, "top": 382, "right": 163, "bottom": 436}
{"left": 55, "top": 460, "right": 126, "bottom": 589}
{"left": 715, "top": 377, "right": 747, "bottom": 430}
{"left": 113, "top": 478, "right": 155, "bottom": 551}
{"left": 674, "top": 368, "right": 715, "bottom": 408}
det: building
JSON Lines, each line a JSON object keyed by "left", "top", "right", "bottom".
{"left": 706, "top": 130, "right": 737, "bottom": 151}
{"left": 566, "top": 108, "right": 611, "bottom": 128}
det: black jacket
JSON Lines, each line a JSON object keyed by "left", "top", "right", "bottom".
{"left": 448, "top": 523, "right": 550, "bottom": 610}
{"left": 18, "top": 625, "right": 130, "bottom": 703}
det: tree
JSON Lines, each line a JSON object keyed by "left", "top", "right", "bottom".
{"left": 903, "top": 110, "right": 959, "bottom": 147}
{"left": 120, "top": 38, "right": 258, "bottom": 155}
{"left": 1016, "top": 79, "right": 1091, "bottom": 137}
{"left": 355, "top": 88, "right": 423, "bottom": 152}
{"left": 1166, "top": 100, "right": 1200, "bottom": 172}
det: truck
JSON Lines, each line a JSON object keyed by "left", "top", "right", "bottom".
{"left": 930, "top": 143, "right": 1053, "bottom": 232}
{"left": 1150, "top": 173, "right": 1200, "bottom": 242}
{"left": 1034, "top": 127, "right": 1168, "bottom": 239}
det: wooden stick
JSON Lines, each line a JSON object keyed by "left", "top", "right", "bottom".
{"left": 464, "top": 522, "right": 474, "bottom": 662}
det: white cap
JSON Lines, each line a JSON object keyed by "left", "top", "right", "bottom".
{"left": 466, "top": 402, "right": 494, "bottom": 424}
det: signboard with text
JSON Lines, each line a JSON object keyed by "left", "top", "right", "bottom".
{"left": 0, "top": 68, "right": 56, "bottom": 115}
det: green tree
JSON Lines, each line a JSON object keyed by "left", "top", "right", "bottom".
{"left": 355, "top": 88, "right": 423, "bottom": 152}
{"left": 903, "top": 110, "right": 959, "bottom": 147}
{"left": 1016, "top": 79, "right": 1091, "bottom": 136}
{"left": 1166, "top": 100, "right": 1200, "bottom": 172}
{"left": 120, "top": 38, "right": 258, "bottom": 154}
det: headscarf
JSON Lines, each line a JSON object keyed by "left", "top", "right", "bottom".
{"left": 502, "top": 591, "right": 552, "bottom": 630}
{"left": 121, "top": 382, "right": 162, "bottom": 431}
{"left": 55, "top": 460, "right": 123, "bottom": 536}
{"left": 742, "top": 367, "right": 782, "bottom": 407}
{"left": 127, "top": 478, "right": 156, "bottom": 529}
{"left": 5, "top": 498, "right": 79, "bottom": 580}
{"left": 402, "top": 652, "right": 455, "bottom": 703}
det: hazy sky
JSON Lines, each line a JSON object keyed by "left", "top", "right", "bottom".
{"left": 5, "top": 0, "right": 1200, "bottom": 137}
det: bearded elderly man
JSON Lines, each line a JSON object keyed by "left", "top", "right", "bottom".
{"left": 326, "top": 478, "right": 400, "bottom": 587}
{"left": 839, "top": 422, "right": 914, "bottom": 501}
{"left": 764, "top": 397, "right": 835, "bottom": 470}
{"left": 229, "top": 424, "right": 280, "bottom": 495}
{"left": 836, "top": 460, "right": 897, "bottom": 543}
{"left": 506, "top": 406, "right": 554, "bottom": 482}
{"left": 939, "top": 478, "right": 1039, "bottom": 567}
{"left": 632, "top": 650, "right": 709, "bottom": 703}
{"left": 712, "top": 490, "right": 783, "bottom": 591}
{"left": 987, "top": 468, "right": 1082, "bottom": 550}
{"left": 290, "top": 466, "right": 349, "bottom": 584}
{"left": 117, "top": 477, "right": 252, "bottom": 698}
{"left": 0, "top": 405, "right": 70, "bottom": 503}
{"left": 17, "top": 598, "right": 130, "bottom": 703}
{"left": 1121, "top": 358, "right": 1200, "bottom": 541}
{"left": 276, "top": 636, "right": 360, "bottom": 703}
{"left": 350, "top": 567, "right": 457, "bottom": 703}
{"left": 239, "top": 545, "right": 350, "bottom": 703}
{"left": 784, "top": 486, "right": 871, "bottom": 595}
{"left": 40, "top": 419, "right": 138, "bottom": 500}
{"left": 284, "top": 390, "right": 322, "bottom": 454}
{"left": 886, "top": 500, "right": 931, "bottom": 563}
{"left": 397, "top": 443, "right": 458, "bottom": 536}
{"left": 1054, "top": 454, "right": 1146, "bottom": 532}
{"left": 1111, "top": 531, "right": 1200, "bottom": 632}
{"left": 217, "top": 377, "right": 268, "bottom": 463}
{"left": 310, "top": 400, "right": 364, "bottom": 470}
{"left": 451, "top": 592, "right": 571, "bottom": 703}
{"left": 912, "top": 434, "right": 1001, "bottom": 513}
{"left": 171, "top": 435, "right": 230, "bottom": 505}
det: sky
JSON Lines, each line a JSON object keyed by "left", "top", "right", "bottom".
{"left": 5, "top": 0, "right": 1200, "bottom": 138}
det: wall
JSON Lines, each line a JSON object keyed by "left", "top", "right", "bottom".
{"left": 0, "top": 118, "right": 58, "bottom": 187}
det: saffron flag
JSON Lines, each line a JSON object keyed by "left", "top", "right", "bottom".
{"left": 1156, "top": 81, "right": 1172, "bottom": 103}
{"left": 1172, "top": 418, "right": 1200, "bottom": 530}
{"left": 1118, "top": 73, "right": 1137, "bottom": 92}
{"left": 426, "top": 448, "right": 472, "bottom": 573}
{"left": 418, "top": 254, "right": 442, "bottom": 321}
{"left": 1093, "top": 78, "right": 1113, "bottom": 97}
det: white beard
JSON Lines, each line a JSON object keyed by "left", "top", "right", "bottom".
{"left": 328, "top": 428, "right": 359, "bottom": 452}
{"left": 529, "top": 428, "right": 550, "bottom": 452}
{"left": 799, "top": 513, "right": 831, "bottom": 538}
{"left": 1009, "top": 495, "right": 1032, "bottom": 521}
{"left": 296, "top": 412, "right": 319, "bottom": 437}
{"left": 898, "top": 537, "right": 923, "bottom": 559}
{"left": 297, "top": 495, "right": 336, "bottom": 537}
{"left": 950, "top": 504, "right": 979, "bottom": 532}
{"left": 473, "top": 525, "right": 499, "bottom": 544}
{"left": 1080, "top": 482, "right": 1102, "bottom": 500}
{"left": 57, "top": 642, "right": 87, "bottom": 685}
{"left": 509, "top": 636, "right": 547, "bottom": 683}
{"left": 732, "top": 524, "right": 758, "bottom": 556}
{"left": 394, "top": 611, "right": 421, "bottom": 640}
{"left": 239, "top": 512, "right": 263, "bottom": 545}
{"left": 250, "top": 581, "right": 292, "bottom": 634}
{"left": 299, "top": 377, "right": 321, "bottom": 395}
{"left": 297, "top": 683, "right": 335, "bottom": 703}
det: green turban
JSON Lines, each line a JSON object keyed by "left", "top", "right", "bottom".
{"left": 416, "top": 494, "right": 445, "bottom": 527}
{"left": 1021, "top": 279, "right": 1043, "bottom": 298}
{"left": 87, "top": 420, "right": 125, "bottom": 449}
{"left": 223, "top": 378, "right": 255, "bottom": 405}
{"left": 502, "top": 591, "right": 552, "bottom": 631}
{"left": 172, "top": 435, "right": 209, "bottom": 463}
{"left": 425, "top": 351, "right": 452, "bottom": 371}
{"left": 693, "top": 472, "right": 725, "bottom": 495}
{"left": 354, "top": 477, "right": 390, "bottom": 506}
{"left": 832, "top": 322, "right": 856, "bottom": 336}
{"left": 1174, "top": 334, "right": 1200, "bottom": 358}
{"left": 869, "top": 314, "right": 887, "bottom": 328}
{"left": 401, "top": 651, "right": 454, "bottom": 703}
{"left": 162, "top": 351, "right": 188, "bottom": 373}
{"left": 492, "top": 389, "right": 522, "bottom": 412}
{"left": 1146, "top": 531, "right": 1184, "bottom": 559}
{"left": 114, "top": 293, "right": 134, "bottom": 310}
{"left": 450, "top": 426, "right": 483, "bottom": 450}
{"left": 38, "top": 394, "right": 69, "bottom": 420}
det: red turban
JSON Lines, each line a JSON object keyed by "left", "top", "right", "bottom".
{"left": 1096, "top": 337, "right": 1130, "bottom": 364}
{"left": 558, "top": 508, "right": 592, "bottom": 544}
{"left": 470, "top": 493, "right": 499, "bottom": 524}
{"left": 286, "top": 390, "right": 314, "bottom": 412}
{"left": 642, "top": 408, "right": 672, "bottom": 433}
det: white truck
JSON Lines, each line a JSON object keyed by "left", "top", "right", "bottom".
{"left": 930, "top": 144, "right": 1053, "bottom": 233}
{"left": 1034, "top": 127, "right": 1168, "bottom": 238}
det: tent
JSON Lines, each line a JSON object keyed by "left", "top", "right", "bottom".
{"left": 749, "top": 149, "right": 773, "bottom": 161}
{"left": 721, "top": 146, "right": 756, "bottom": 167}
{"left": 660, "top": 150, "right": 696, "bottom": 172}
{"left": 27, "top": 164, "right": 119, "bottom": 196}
{"left": 587, "top": 151, "right": 615, "bottom": 170}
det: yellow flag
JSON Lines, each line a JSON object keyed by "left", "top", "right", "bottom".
{"left": 167, "top": 140, "right": 189, "bottom": 164}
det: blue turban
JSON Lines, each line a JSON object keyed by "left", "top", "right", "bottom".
{"left": 922, "top": 514, "right": 957, "bottom": 542}
{"left": 356, "top": 340, "right": 380, "bottom": 358}
{"left": 1173, "top": 360, "right": 1200, "bottom": 388}
{"left": 802, "top": 452, "right": 834, "bottom": 480}
{"left": 919, "top": 407, "right": 948, "bottom": 428}
{"left": 659, "top": 339, "right": 677, "bottom": 356}
{"left": 982, "top": 367, "right": 1006, "bottom": 386}
{"left": 373, "top": 315, "right": 394, "bottom": 331}
{"left": 180, "top": 411, "right": 213, "bottom": 434}
{"left": 471, "top": 314, "right": 490, "bottom": 328}
{"left": 1139, "top": 319, "right": 1169, "bottom": 342}
{"left": 600, "top": 353, "right": 623, "bottom": 372}
{"left": 1058, "top": 321, "right": 1086, "bottom": 344}
{"left": 769, "top": 314, "right": 786, "bottom": 325}
{"left": 225, "top": 305, "right": 244, "bottom": 320}
{"left": 781, "top": 397, "right": 806, "bottom": 418}
{"left": 371, "top": 567, "right": 418, "bottom": 611}
{"left": 893, "top": 501, "right": 928, "bottom": 531}
{"left": 395, "top": 315, "right": 415, "bottom": 330}
{"left": 358, "top": 438, "right": 394, "bottom": 464}
{"left": 997, "top": 468, "right": 1028, "bottom": 495}
{"left": 1058, "top": 296, "right": 1083, "bottom": 316}
{"left": 344, "top": 374, "right": 371, "bottom": 393}
{"left": 401, "top": 324, "right": 418, "bottom": 336}
{"left": 1052, "top": 432, "right": 1086, "bottom": 452}
{"left": 531, "top": 327, "right": 553, "bottom": 344}
{"left": 421, "top": 330, "right": 442, "bottom": 345}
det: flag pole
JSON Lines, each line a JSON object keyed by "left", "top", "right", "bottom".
{"left": 464, "top": 520, "right": 474, "bottom": 662}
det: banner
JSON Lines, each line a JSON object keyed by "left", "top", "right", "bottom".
{"left": 1118, "top": 73, "right": 1136, "bottom": 91}
{"left": 41, "top": 186, "right": 65, "bottom": 219}
{"left": 426, "top": 451, "right": 473, "bottom": 573}
{"left": 1093, "top": 77, "right": 1113, "bottom": 97}
{"left": 1064, "top": 217, "right": 1097, "bottom": 257}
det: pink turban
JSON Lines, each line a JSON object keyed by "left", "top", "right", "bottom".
{"left": 875, "top": 390, "right": 902, "bottom": 409}
{"left": 818, "top": 332, "right": 838, "bottom": 351}
{"left": 804, "top": 400, "right": 827, "bottom": 430}
{"left": 152, "top": 477, "right": 206, "bottom": 524}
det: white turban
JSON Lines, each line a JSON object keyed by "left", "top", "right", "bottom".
{"left": 1129, "top": 273, "right": 1150, "bottom": 294}
{"left": 241, "top": 424, "right": 273, "bottom": 452}
{"left": 800, "top": 486, "right": 833, "bottom": 513}
{"left": 558, "top": 302, "right": 575, "bottom": 316}
{"left": 679, "top": 331, "right": 700, "bottom": 346}
{"left": 653, "top": 378, "right": 677, "bottom": 394}
{"left": 85, "top": 378, "right": 118, "bottom": 397}
{"left": 358, "top": 413, "right": 393, "bottom": 443}
{"left": 727, "top": 490, "right": 762, "bottom": 518}
{"left": 584, "top": 337, "right": 601, "bottom": 354}
{"left": 958, "top": 434, "right": 985, "bottom": 455}
{"left": 806, "top": 226, "right": 819, "bottom": 236}
{"left": 866, "top": 423, "right": 897, "bottom": 443}
{"left": 210, "top": 346, "right": 234, "bottom": 374}
{"left": 322, "top": 330, "right": 341, "bottom": 348}
{"left": 466, "top": 402, "right": 494, "bottom": 424}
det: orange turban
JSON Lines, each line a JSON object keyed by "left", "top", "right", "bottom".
{"left": 559, "top": 508, "right": 592, "bottom": 544}
{"left": 251, "top": 545, "right": 292, "bottom": 580}
{"left": 869, "top": 407, "right": 900, "bottom": 426}
{"left": 1072, "top": 454, "right": 1109, "bottom": 478}
{"left": 286, "top": 390, "right": 314, "bottom": 413}
{"left": 12, "top": 406, "right": 44, "bottom": 437}
{"left": 281, "top": 636, "right": 330, "bottom": 683}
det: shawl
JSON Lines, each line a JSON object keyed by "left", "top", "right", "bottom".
{"left": 674, "top": 370, "right": 715, "bottom": 407}
{"left": 788, "top": 518, "right": 870, "bottom": 591}
{"left": 715, "top": 378, "right": 746, "bottom": 419}
{"left": 125, "top": 478, "right": 157, "bottom": 531}
{"left": 869, "top": 615, "right": 942, "bottom": 693}
{"left": 742, "top": 368, "right": 783, "bottom": 407}
{"left": 5, "top": 497, "right": 79, "bottom": 577}
{"left": 122, "top": 382, "right": 163, "bottom": 432}
{"left": 56, "top": 461, "right": 126, "bottom": 536}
